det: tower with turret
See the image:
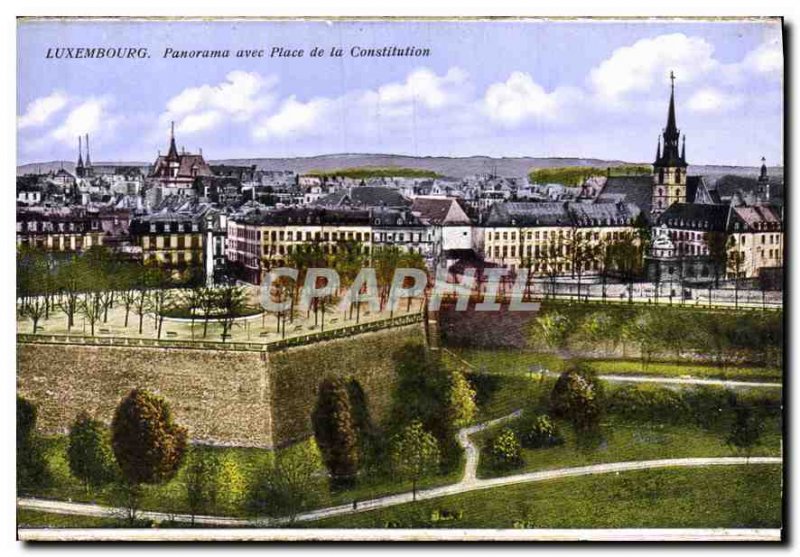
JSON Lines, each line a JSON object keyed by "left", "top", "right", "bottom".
{"left": 651, "top": 71, "right": 688, "bottom": 216}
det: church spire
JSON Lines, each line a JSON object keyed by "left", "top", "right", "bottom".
{"left": 655, "top": 70, "right": 685, "bottom": 168}
{"left": 167, "top": 121, "right": 179, "bottom": 160}
{"left": 655, "top": 135, "right": 661, "bottom": 162}
{"left": 665, "top": 71, "right": 678, "bottom": 138}
{"left": 680, "top": 134, "right": 686, "bottom": 161}
{"left": 84, "top": 134, "right": 91, "bottom": 167}
{"left": 76, "top": 136, "right": 84, "bottom": 169}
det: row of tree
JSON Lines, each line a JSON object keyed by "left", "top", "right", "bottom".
{"left": 535, "top": 303, "right": 783, "bottom": 368}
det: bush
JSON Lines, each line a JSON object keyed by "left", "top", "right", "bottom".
{"left": 67, "top": 412, "right": 117, "bottom": 490}
{"left": 549, "top": 362, "right": 604, "bottom": 432}
{"left": 17, "top": 396, "right": 50, "bottom": 489}
{"left": 518, "top": 414, "right": 564, "bottom": 449}
{"left": 489, "top": 427, "right": 523, "bottom": 470}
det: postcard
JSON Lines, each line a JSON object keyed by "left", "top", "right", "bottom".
{"left": 16, "top": 16, "right": 784, "bottom": 542}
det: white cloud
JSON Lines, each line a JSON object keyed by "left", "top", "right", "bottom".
{"left": 484, "top": 72, "right": 578, "bottom": 126}
{"left": 18, "top": 91, "right": 68, "bottom": 129}
{"left": 252, "top": 96, "right": 333, "bottom": 140}
{"left": 589, "top": 33, "right": 718, "bottom": 100}
{"left": 686, "top": 87, "right": 743, "bottom": 113}
{"left": 374, "top": 67, "right": 468, "bottom": 110}
{"left": 162, "top": 71, "right": 277, "bottom": 135}
{"left": 49, "top": 97, "right": 110, "bottom": 145}
{"left": 741, "top": 36, "right": 783, "bottom": 75}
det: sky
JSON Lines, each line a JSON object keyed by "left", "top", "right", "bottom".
{"left": 17, "top": 18, "right": 783, "bottom": 166}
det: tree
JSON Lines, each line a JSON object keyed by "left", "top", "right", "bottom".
{"left": 549, "top": 362, "right": 604, "bottom": 433}
{"left": 519, "top": 414, "right": 564, "bottom": 449}
{"left": 391, "top": 344, "right": 458, "bottom": 463}
{"left": 184, "top": 447, "right": 222, "bottom": 524}
{"left": 622, "top": 310, "right": 663, "bottom": 371}
{"left": 312, "top": 377, "right": 359, "bottom": 488}
{"left": 215, "top": 283, "right": 248, "bottom": 341}
{"left": 608, "top": 231, "right": 643, "bottom": 303}
{"left": 67, "top": 412, "right": 116, "bottom": 491}
{"left": 248, "top": 439, "right": 325, "bottom": 521}
{"left": 727, "top": 405, "right": 764, "bottom": 461}
{"left": 489, "top": 427, "right": 523, "bottom": 470}
{"left": 389, "top": 420, "right": 440, "bottom": 501}
{"left": 707, "top": 232, "right": 728, "bottom": 289}
{"left": 536, "top": 311, "right": 571, "bottom": 353}
{"left": 111, "top": 389, "right": 187, "bottom": 486}
{"left": 17, "top": 396, "right": 49, "bottom": 489}
{"left": 727, "top": 238, "right": 746, "bottom": 310}
{"left": 448, "top": 369, "right": 477, "bottom": 428}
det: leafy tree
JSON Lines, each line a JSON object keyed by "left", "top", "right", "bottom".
{"left": 184, "top": 447, "right": 222, "bottom": 524}
{"left": 489, "top": 427, "right": 523, "bottom": 470}
{"left": 549, "top": 362, "right": 604, "bottom": 433}
{"left": 727, "top": 238, "right": 746, "bottom": 309}
{"left": 390, "top": 420, "right": 441, "bottom": 501}
{"left": 727, "top": 405, "right": 765, "bottom": 460}
{"left": 622, "top": 310, "right": 663, "bottom": 371}
{"left": 391, "top": 344, "right": 458, "bottom": 464}
{"left": 707, "top": 232, "right": 728, "bottom": 289}
{"left": 67, "top": 412, "right": 116, "bottom": 491}
{"left": 17, "top": 396, "right": 49, "bottom": 489}
{"left": 518, "top": 414, "right": 564, "bottom": 449}
{"left": 447, "top": 369, "right": 477, "bottom": 428}
{"left": 111, "top": 389, "right": 187, "bottom": 486}
{"left": 248, "top": 439, "right": 325, "bottom": 521}
{"left": 536, "top": 311, "right": 571, "bottom": 353}
{"left": 312, "top": 377, "right": 359, "bottom": 487}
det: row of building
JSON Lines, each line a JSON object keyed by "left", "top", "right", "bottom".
{"left": 16, "top": 76, "right": 784, "bottom": 288}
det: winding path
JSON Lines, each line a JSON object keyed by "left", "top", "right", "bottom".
{"left": 17, "top": 414, "right": 782, "bottom": 528}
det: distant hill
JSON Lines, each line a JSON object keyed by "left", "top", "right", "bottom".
{"left": 17, "top": 154, "right": 782, "bottom": 182}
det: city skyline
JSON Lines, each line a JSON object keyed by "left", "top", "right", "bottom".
{"left": 18, "top": 19, "right": 783, "bottom": 166}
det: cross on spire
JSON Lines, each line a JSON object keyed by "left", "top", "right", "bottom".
{"left": 670, "top": 70, "right": 675, "bottom": 90}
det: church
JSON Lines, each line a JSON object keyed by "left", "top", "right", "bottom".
{"left": 148, "top": 122, "right": 213, "bottom": 197}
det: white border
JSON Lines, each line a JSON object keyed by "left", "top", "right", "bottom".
{"left": 5, "top": 0, "right": 796, "bottom": 553}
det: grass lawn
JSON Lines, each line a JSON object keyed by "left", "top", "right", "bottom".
{"left": 17, "top": 509, "right": 127, "bottom": 529}
{"left": 306, "top": 464, "right": 783, "bottom": 529}
{"left": 473, "top": 415, "right": 782, "bottom": 479}
{"left": 22, "top": 436, "right": 463, "bottom": 520}
{"left": 452, "top": 348, "right": 782, "bottom": 383}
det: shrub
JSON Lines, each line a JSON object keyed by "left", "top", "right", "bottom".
{"left": 549, "top": 362, "right": 604, "bottom": 432}
{"left": 17, "top": 396, "right": 50, "bottom": 489}
{"left": 67, "top": 412, "right": 116, "bottom": 490}
{"left": 489, "top": 427, "right": 523, "bottom": 470}
{"left": 518, "top": 414, "right": 564, "bottom": 449}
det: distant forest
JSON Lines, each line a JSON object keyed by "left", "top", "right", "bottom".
{"left": 528, "top": 165, "right": 653, "bottom": 186}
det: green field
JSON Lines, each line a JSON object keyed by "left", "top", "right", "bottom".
{"left": 23, "top": 435, "right": 463, "bottom": 520}
{"left": 307, "top": 464, "right": 782, "bottom": 529}
{"left": 473, "top": 415, "right": 782, "bottom": 478}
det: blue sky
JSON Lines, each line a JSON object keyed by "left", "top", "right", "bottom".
{"left": 17, "top": 19, "right": 783, "bottom": 166}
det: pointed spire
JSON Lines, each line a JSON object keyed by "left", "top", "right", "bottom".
{"left": 655, "top": 135, "right": 661, "bottom": 162}
{"left": 76, "top": 136, "right": 84, "bottom": 168}
{"left": 84, "top": 134, "right": 91, "bottom": 167}
{"left": 665, "top": 70, "right": 678, "bottom": 138}
{"left": 680, "top": 134, "right": 686, "bottom": 161}
{"left": 167, "top": 121, "right": 179, "bottom": 160}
